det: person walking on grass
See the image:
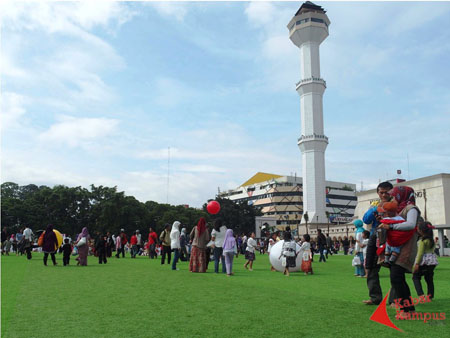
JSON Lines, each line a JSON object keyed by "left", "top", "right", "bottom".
{"left": 377, "top": 186, "right": 421, "bottom": 318}
{"left": 170, "top": 221, "right": 181, "bottom": 271}
{"left": 160, "top": 224, "right": 172, "bottom": 265}
{"left": 279, "top": 232, "right": 298, "bottom": 276}
{"left": 115, "top": 233, "right": 122, "bottom": 258}
{"left": 42, "top": 224, "right": 58, "bottom": 266}
{"left": 412, "top": 221, "right": 438, "bottom": 300}
{"left": 353, "top": 220, "right": 365, "bottom": 277}
{"left": 211, "top": 219, "right": 227, "bottom": 274}
{"left": 106, "top": 232, "right": 114, "bottom": 258}
{"left": 189, "top": 218, "right": 210, "bottom": 273}
{"left": 136, "top": 230, "right": 142, "bottom": 254}
{"left": 317, "top": 229, "right": 327, "bottom": 262}
{"left": 62, "top": 238, "right": 72, "bottom": 266}
{"left": 130, "top": 231, "right": 138, "bottom": 258}
{"left": 96, "top": 234, "right": 108, "bottom": 264}
{"left": 120, "top": 229, "right": 128, "bottom": 258}
{"left": 326, "top": 233, "right": 333, "bottom": 258}
{"left": 299, "top": 234, "right": 313, "bottom": 275}
{"left": 23, "top": 226, "right": 33, "bottom": 260}
{"left": 148, "top": 227, "right": 158, "bottom": 259}
{"left": 180, "top": 227, "right": 189, "bottom": 261}
{"left": 75, "top": 227, "right": 90, "bottom": 266}
{"left": 362, "top": 181, "right": 394, "bottom": 306}
{"left": 244, "top": 232, "right": 257, "bottom": 271}
{"left": 222, "top": 229, "right": 237, "bottom": 276}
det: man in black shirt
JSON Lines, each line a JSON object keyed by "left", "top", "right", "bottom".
{"left": 317, "top": 229, "right": 327, "bottom": 262}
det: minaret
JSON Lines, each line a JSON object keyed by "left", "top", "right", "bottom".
{"left": 287, "top": 2, "right": 330, "bottom": 224}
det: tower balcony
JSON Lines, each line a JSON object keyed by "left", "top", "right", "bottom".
{"left": 298, "top": 134, "right": 329, "bottom": 144}
{"left": 298, "top": 134, "right": 328, "bottom": 152}
{"left": 296, "top": 77, "right": 326, "bottom": 90}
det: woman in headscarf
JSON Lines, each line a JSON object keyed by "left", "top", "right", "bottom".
{"left": 378, "top": 186, "right": 420, "bottom": 317}
{"left": 189, "top": 218, "right": 210, "bottom": 273}
{"left": 170, "top": 221, "right": 181, "bottom": 271}
{"left": 42, "top": 224, "right": 58, "bottom": 266}
{"left": 75, "top": 227, "right": 90, "bottom": 266}
{"left": 180, "top": 227, "right": 189, "bottom": 261}
{"left": 222, "top": 229, "right": 237, "bottom": 276}
{"left": 353, "top": 219, "right": 366, "bottom": 277}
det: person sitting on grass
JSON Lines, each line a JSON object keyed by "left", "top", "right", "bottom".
{"left": 279, "top": 232, "right": 298, "bottom": 276}
{"left": 244, "top": 232, "right": 257, "bottom": 271}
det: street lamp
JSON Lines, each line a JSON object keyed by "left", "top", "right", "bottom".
{"left": 325, "top": 211, "right": 330, "bottom": 234}
{"left": 304, "top": 212, "right": 309, "bottom": 235}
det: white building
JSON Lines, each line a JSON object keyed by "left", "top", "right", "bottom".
{"left": 219, "top": 172, "right": 357, "bottom": 235}
{"left": 355, "top": 173, "right": 450, "bottom": 255}
{"left": 288, "top": 2, "right": 331, "bottom": 224}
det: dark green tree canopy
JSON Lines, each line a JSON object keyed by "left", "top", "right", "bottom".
{"left": 1, "top": 182, "right": 261, "bottom": 239}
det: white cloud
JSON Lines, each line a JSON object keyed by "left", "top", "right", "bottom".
{"left": 0, "top": 1, "right": 135, "bottom": 33}
{"left": 245, "top": 2, "right": 276, "bottom": 27}
{"left": 147, "top": 2, "right": 188, "bottom": 22}
{"left": 39, "top": 115, "right": 119, "bottom": 148}
{"left": 1, "top": 92, "right": 28, "bottom": 129}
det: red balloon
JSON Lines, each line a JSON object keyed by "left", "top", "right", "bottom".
{"left": 207, "top": 201, "right": 220, "bottom": 215}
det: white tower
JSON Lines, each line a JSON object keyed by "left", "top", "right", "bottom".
{"left": 287, "top": 2, "right": 330, "bottom": 224}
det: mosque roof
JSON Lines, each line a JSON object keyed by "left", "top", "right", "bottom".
{"left": 295, "top": 1, "right": 326, "bottom": 16}
{"left": 240, "top": 172, "right": 283, "bottom": 187}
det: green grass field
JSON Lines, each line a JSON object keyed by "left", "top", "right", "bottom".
{"left": 2, "top": 252, "right": 448, "bottom": 337}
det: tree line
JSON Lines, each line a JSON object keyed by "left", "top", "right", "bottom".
{"left": 1, "top": 182, "right": 261, "bottom": 237}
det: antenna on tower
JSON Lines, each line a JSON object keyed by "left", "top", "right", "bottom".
{"left": 167, "top": 146, "right": 170, "bottom": 204}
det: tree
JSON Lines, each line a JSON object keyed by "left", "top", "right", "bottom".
{"left": 203, "top": 197, "right": 262, "bottom": 235}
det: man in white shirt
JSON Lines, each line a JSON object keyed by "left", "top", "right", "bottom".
{"left": 211, "top": 219, "right": 227, "bottom": 273}
{"left": 136, "top": 230, "right": 142, "bottom": 254}
{"left": 23, "top": 226, "right": 34, "bottom": 260}
{"left": 244, "top": 232, "right": 257, "bottom": 271}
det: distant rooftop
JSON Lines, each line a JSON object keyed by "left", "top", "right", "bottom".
{"left": 295, "top": 1, "right": 326, "bottom": 16}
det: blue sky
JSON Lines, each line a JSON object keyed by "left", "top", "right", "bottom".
{"left": 2, "top": 1, "right": 450, "bottom": 207}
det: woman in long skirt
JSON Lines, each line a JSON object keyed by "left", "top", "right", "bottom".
{"left": 189, "top": 218, "right": 210, "bottom": 273}
{"left": 75, "top": 227, "right": 90, "bottom": 266}
{"left": 300, "top": 234, "right": 313, "bottom": 275}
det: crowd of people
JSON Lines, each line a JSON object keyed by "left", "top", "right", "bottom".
{"left": 1, "top": 182, "right": 446, "bottom": 313}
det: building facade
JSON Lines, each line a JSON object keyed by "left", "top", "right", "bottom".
{"left": 219, "top": 172, "right": 357, "bottom": 235}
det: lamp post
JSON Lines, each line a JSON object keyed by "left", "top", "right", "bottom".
{"left": 304, "top": 212, "right": 309, "bottom": 235}
{"left": 326, "top": 211, "right": 330, "bottom": 234}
